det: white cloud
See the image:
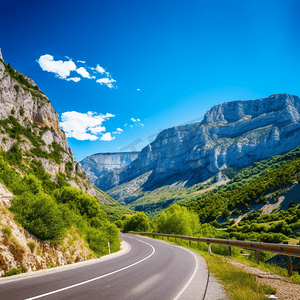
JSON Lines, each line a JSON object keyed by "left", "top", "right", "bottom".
{"left": 60, "top": 111, "right": 115, "bottom": 141}
{"left": 96, "top": 64, "right": 105, "bottom": 74}
{"left": 37, "top": 54, "right": 77, "bottom": 79}
{"left": 66, "top": 77, "right": 81, "bottom": 82}
{"left": 137, "top": 118, "right": 141, "bottom": 122}
{"left": 96, "top": 78, "right": 116, "bottom": 88}
{"left": 113, "top": 128, "right": 123, "bottom": 134}
{"left": 100, "top": 132, "right": 115, "bottom": 141}
{"left": 124, "top": 123, "right": 128, "bottom": 127}
{"left": 130, "top": 125, "right": 133, "bottom": 128}
{"left": 76, "top": 67, "right": 91, "bottom": 79}
{"left": 140, "top": 123, "right": 144, "bottom": 126}
{"left": 137, "top": 89, "right": 140, "bottom": 91}
{"left": 131, "top": 118, "right": 137, "bottom": 122}
{"left": 38, "top": 54, "right": 116, "bottom": 88}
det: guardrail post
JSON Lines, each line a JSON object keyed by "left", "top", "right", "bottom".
{"left": 189, "top": 239, "right": 191, "bottom": 247}
{"left": 228, "top": 246, "right": 232, "bottom": 256}
{"left": 255, "top": 250, "right": 259, "bottom": 264}
{"left": 207, "top": 243, "right": 212, "bottom": 255}
{"left": 287, "top": 256, "right": 293, "bottom": 276}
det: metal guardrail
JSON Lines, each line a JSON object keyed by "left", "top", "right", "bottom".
{"left": 131, "top": 232, "right": 300, "bottom": 276}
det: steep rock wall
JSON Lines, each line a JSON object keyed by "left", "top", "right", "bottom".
{"left": 110, "top": 93, "right": 300, "bottom": 192}
{"left": 80, "top": 152, "right": 139, "bottom": 191}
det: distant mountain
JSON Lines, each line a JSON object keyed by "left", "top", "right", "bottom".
{"left": 85, "top": 93, "right": 300, "bottom": 211}
{"left": 80, "top": 152, "right": 139, "bottom": 190}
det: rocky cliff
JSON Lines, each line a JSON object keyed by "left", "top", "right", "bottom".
{"left": 104, "top": 93, "right": 300, "bottom": 202}
{"left": 0, "top": 49, "right": 112, "bottom": 204}
{"left": 80, "top": 152, "right": 139, "bottom": 191}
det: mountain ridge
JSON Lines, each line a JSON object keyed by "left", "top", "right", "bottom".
{"left": 82, "top": 93, "right": 300, "bottom": 211}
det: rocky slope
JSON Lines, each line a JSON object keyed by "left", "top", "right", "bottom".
{"left": 0, "top": 49, "right": 112, "bottom": 204}
{"left": 0, "top": 183, "right": 94, "bottom": 276}
{"left": 80, "top": 152, "right": 139, "bottom": 191}
{"left": 103, "top": 93, "right": 300, "bottom": 205}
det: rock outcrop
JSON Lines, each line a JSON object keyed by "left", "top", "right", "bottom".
{"left": 80, "top": 152, "right": 139, "bottom": 191}
{"left": 99, "top": 94, "right": 300, "bottom": 202}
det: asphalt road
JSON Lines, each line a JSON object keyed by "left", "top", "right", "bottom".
{"left": 0, "top": 234, "right": 226, "bottom": 300}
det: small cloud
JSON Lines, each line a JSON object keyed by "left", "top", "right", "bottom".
{"left": 137, "top": 118, "right": 140, "bottom": 122}
{"left": 76, "top": 67, "right": 91, "bottom": 79}
{"left": 131, "top": 118, "right": 137, "bottom": 122}
{"left": 66, "top": 77, "right": 81, "bottom": 82}
{"left": 100, "top": 132, "right": 115, "bottom": 141}
{"left": 96, "top": 78, "right": 116, "bottom": 88}
{"left": 124, "top": 123, "right": 128, "bottom": 127}
{"left": 130, "top": 125, "right": 133, "bottom": 128}
{"left": 38, "top": 54, "right": 117, "bottom": 89}
{"left": 137, "top": 89, "right": 140, "bottom": 91}
{"left": 60, "top": 111, "right": 115, "bottom": 141}
{"left": 37, "top": 54, "right": 76, "bottom": 79}
{"left": 96, "top": 64, "right": 105, "bottom": 74}
{"left": 139, "top": 123, "right": 144, "bottom": 126}
{"left": 113, "top": 127, "right": 123, "bottom": 134}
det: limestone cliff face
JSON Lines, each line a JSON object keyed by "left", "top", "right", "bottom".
{"left": 0, "top": 50, "right": 110, "bottom": 204}
{"left": 105, "top": 93, "right": 300, "bottom": 194}
{"left": 80, "top": 152, "right": 139, "bottom": 191}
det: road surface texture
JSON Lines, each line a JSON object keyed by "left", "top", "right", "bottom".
{"left": 0, "top": 233, "right": 227, "bottom": 300}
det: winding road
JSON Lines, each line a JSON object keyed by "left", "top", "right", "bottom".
{"left": 0, "top": 234, "right": 226, "bottom": 300}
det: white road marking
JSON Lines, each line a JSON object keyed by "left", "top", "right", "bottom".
{"left": 25, "top": 238, "right": 155, "bottom": 300}
{"left": 172, "top": 247, "right": 199, "bottom": 300}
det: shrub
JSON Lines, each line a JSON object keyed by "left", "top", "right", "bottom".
{"left": 19, "top": 108, "right": 24, "bottom": 116}
{"left": 27, "top": 241, "right": 36, "bottom": 253}
{"left": 11, "top": 192, "right": 64, "bottom": 240}
{"left": 11, "top": 109, "right": 15, "bottom": 115}
{"left": 2, "top": 226, "right": 12, "bottom": 238}
{"left": 5, "top": 264, "right": 27, "bottom": 277}
{"left": 5, "top": 268, "right": 21, "bottom": 277}
{"left": 14, "top": 85, "right": 19, "bottom": 93}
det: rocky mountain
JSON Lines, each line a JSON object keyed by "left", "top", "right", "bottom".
{"left": 99, "top": 93, "right": 300, "bottom": 206}
{"left": 0, "top": 49, "right": 112, "bottom": 204}
{"left": 80, "top": 152, "right": 139, "bottom": 191}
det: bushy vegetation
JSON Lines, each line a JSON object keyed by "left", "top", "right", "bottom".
{"left": 125, "top": 146, "right": 300, "bottom": 220}
{"left": 0, "top": 154, "right": 119, "bottom": 255}
{"left": 100, "top": 203, "right": 134, "bottom": 222}
{"left": 117, "top": 212, "right": 151, "bottom": 232}
{"left": 5, "top": 264, "right": 27, "bottom": 277}
{"left": 152, "top": 204, "right": 200, "bottom": 236}
{"left": 185, "top": 152, "right": 300, "bottom": 222}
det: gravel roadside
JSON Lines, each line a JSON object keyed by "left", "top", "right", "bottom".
{"left": 224, "top": 258, "right": 300, "bottom": 300}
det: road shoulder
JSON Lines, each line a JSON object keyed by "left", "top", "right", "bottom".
{"left": 0, "top": 240, "right": 130, "bottom": 283}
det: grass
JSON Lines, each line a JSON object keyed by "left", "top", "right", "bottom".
{"left": 137, "top": 234, "right": 277, "bottom": 300}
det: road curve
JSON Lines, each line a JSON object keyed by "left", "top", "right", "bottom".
{"left": 0, "top": 233, "right": 226, "bottom": 300}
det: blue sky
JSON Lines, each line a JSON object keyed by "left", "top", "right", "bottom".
{"left": 1, "top": 0, "right": 300, "bottom": 161}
